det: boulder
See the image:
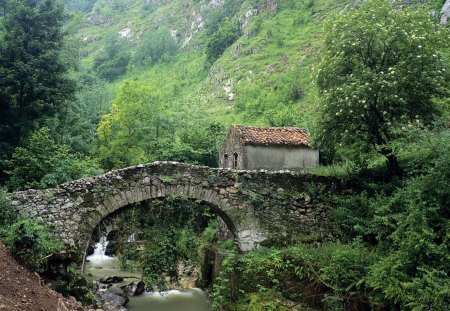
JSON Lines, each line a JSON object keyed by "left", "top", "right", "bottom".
{"left": 94, "top": 292, "right": 129, "bottom": 308}
{"left": 105, "top": 241, "right": 118, "bottom": 256}
{"left": 94, "top": 283, "right": 129, "bottom": 308}
{"left": 103, "top": 293, "right": 129, "bottom": 306}
{"left": 122, "top": 281, "right": 145, "bottom": 296}
{"left": 103, "top": 301, "right": 128, "bottom": 311}
{"left": 100, "top": 276, "right": 124, "bottom": 284}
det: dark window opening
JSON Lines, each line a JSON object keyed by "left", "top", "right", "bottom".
{"left": 224, "top": 154, "right": 228, "bottom": 168}
{"left": 233, "top": 153, "right": 238, "bottom": 169}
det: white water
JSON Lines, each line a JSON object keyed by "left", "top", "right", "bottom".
{"left": 85, "top": 236, "right": 211, "bottom": 311}
{"left": 86, "top": 236, "right": 114, "bottom": 264}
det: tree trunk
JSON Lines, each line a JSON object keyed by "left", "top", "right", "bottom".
{"left": 380, "top": 147, "right": 402, "bottom": 178}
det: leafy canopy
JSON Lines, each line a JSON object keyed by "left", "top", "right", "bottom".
{"left": 0, "top": 0, "right": 76, "bottom": 145}
{"left": 96, "top": 81, "right": 166, "bottom": 169}
{"left": 315, "top": 0, "right": 449, "bottom": 167}
{"left": 6, "top": 127, "right": 101, "bottom": 191}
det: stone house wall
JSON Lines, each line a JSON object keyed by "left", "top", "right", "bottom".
{"left": 219, "top": 127, "right": 246, "bottom": 169}
{"left": 219, "top": 128, "right": 320, "bottom": 170}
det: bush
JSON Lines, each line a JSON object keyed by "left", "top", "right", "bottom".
{"left": 6, "top": 127, "right": 102, "bottom": 191}
{"left": 93, "top": 32, "right": 130, "bottom": 81}
{"left": 3, "top": 219, "right": 63, "bottom": 272}
{"left": 0, "top": 189, "right": 18, "bottom": 229}
{"left": 131, "top": 27, "right": 177, "bottom": 67}
{"left": 206, "top": 17, "right": 241, "bottom": 65}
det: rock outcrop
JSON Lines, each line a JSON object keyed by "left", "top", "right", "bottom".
{"left": 441, "top": 0, "right": 450, "bottom": 24}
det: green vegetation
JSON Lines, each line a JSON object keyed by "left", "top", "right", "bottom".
{"left": 3, "top": 219, "right": 64, "bottom": 272}
{"left": 0, "top": 190, "right": 93, "bottom": 303}
{"left": 0, "top": 0, "right": 76, "bottom": 178}
{"left": 6, "top": 127, "right": 101, "bottom": 191}
{"left": 315, "top": 0, "right": 449, "bottom": 174}
{"left": 96, "top": 196, "right": 225, "bottom": 290}
{"left": 0, "top": 0, "right": 449, "bottom": 309}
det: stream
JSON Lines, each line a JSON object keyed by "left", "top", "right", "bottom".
{"left": 84, "top": 237, "right": 211, "bottom": 311}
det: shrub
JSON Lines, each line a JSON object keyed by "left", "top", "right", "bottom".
{"left": 0, "top": 189, "right": 18, "bottom": 229}
{"left": 3, "top": 219, "right": 63, "bottom": 272}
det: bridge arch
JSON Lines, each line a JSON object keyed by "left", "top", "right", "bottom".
{"left": 83, "top": 182, "right": 239, "bottom": 248}
{"left": 9, "top": 161, "right": 336, "bottom": 258}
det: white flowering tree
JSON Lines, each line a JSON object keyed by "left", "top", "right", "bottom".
{"left": 315, "top": 0, "right": 449, "bottom": 175}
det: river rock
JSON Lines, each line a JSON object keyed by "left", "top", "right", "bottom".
{"left": 104, "top": 292, "right": 129, "bottom": 306}
{"left": 106, "top": 284, "right": 127, "bottom": 296}
{"left": 86, "top": 245, "right": 95, "bottom": 256}
{"left": 122, "top": 281, "right": 145, "bottom": 296}
{"left": 94, "top": 283, "right": 129, "bottom": 308}
{"left": 100, "top": 276, "right": 124, "bottom": 284}
{"left": 94, "top": 292, "right": 129, "bottom": 307}
{"left": 102, "top": 301, "right": 128, "bottom": 311}
{"left": 105, "top": 241, "right": 118, "bottom": 256}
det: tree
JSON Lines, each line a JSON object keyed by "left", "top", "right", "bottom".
{"left": 96, "top": 81, "right": 168, "bottom": 169}
{"left": 206, "top": 17, "right": 241, "bottom": 65}
{"left": 93, "top": 32, "right": 130, "bottom": 81}
{"left": 315, "top": 0, "right": 449, "bottom": 175}
{"left": 6, "top": 127, "right": 101, "bottom": 191}
{"left": 0, "top": 0, "right": 76, "bottom": 180}
{"left": 131, "top": 26, "right": 177, "bottom": 67}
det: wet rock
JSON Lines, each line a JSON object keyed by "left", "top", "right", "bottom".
{"left": 107, "top": 230, "right": 119, "bottom": 241}
{"left": 103, "top": 292, "right": 129, "bottom": 306}
{"left": 100, "top": 276, "right": 123, "bottom": 284}
{"left": 122, "top": 281, "right": 145, "bottom": 296}
{"left": 106, "top": 285, "right": 126, "bottom": 297}
{"left": 105, "top": 241, "right": 117, "bottom": 256}
{"left": 86, "top": 245, "right": 94, "bottom": 256}
{"left": 94, "top": 291, "right": 129, "bottom": 308}
{"left": 102, "top": 301, "right": 128, "bottom": 311}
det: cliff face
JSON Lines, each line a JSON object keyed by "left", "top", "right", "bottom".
{"left": 442, "top": 0, "right": 450, "bottom": 24}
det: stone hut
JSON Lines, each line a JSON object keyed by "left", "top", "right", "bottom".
{"left": 219, "top": 125, "right": 319, "bottom": 170}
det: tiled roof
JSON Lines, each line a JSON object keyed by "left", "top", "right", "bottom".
{"left": 234, "top": 125, "right": 311, "bottom": 146}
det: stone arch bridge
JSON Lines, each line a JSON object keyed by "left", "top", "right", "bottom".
{"left": 9, "top": 162, "right": 339, "bottom": 253}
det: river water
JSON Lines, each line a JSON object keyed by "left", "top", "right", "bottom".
{"left": 85, "top": 238, "right": 211, "bottom": 311}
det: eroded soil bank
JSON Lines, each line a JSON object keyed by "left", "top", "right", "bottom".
{"left": 0, "top": 242, "right": 92, "bottom": 311}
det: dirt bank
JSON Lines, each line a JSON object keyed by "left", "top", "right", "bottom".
{"left": 0, "top": 242, "right": 92, "bottom": 311}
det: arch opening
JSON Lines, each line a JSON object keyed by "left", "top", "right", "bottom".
{"left": 83, "top": 195, "right": 238, "bottom": 290}
{"left": 233, "top": 152, "right": 238, "bottom": 169}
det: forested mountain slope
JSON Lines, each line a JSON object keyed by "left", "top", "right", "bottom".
{"left": 53, "top": 0, "right": 448, "bottom": 169}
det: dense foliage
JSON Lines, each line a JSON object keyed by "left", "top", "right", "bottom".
{"left": 93, "top": 32, "right": 130, "bottom": 81}
{"left": 212, "top": 131, "right": 450, "bottom": 309}
{"left": 96, "top": 80, "right": 226, "bottom": 169}
{"left": 6, "top": 127, "right": 101, "bottom": 191}
{"left": 95, "top": 195, "right": 221, "bottom": 290}
{"left": 315, "top": 0, "right": 450, "bottom": 173}
{"left": 0, "top": 0, "right": 76, "bottom": 170}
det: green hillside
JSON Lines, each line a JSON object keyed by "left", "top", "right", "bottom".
{"left": 65, "top": 0, "right": 357, "bottom": 129}
{"left": 61, "top": 0, "right": 447, "bottom": 155}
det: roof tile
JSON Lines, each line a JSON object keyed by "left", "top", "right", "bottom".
{"left": 234, "top": 125, "right": 311, "bottom": 146}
